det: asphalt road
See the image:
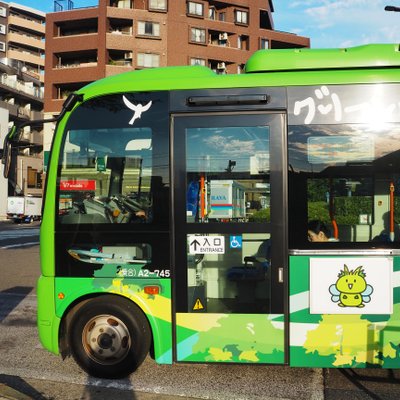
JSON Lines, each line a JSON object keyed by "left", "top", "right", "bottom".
{"left": 1, "top": 220, "right": 400, "bottom": 399}
{"left": 0, "top": 286, "right": 323, "bottom": 400}
{"left": 0, "top": 219, "right": 40, "bottom": 251}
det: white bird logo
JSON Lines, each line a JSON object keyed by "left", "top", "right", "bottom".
{"left": 122, "top": 95, "right": 152, "bottom": 125}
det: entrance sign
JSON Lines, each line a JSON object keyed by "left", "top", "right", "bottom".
{"left": 188, "top": 236, "right": 225, "bottom": 254}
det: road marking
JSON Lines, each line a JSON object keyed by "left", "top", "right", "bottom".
{"left": 0, "top": 241, "right": 39, "bottom": 249}
{"left": 0, "top": 228, "right": 39, "bottom": 237}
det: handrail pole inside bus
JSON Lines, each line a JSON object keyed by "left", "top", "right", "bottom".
{"left": 390, "top": 181, "right": 395, "bottom": 242}
{"left": 329, "top": 178, "right": 339, "bottom": 239}
{"left": 200, "top": 174, "right": 205, "bottom": 221}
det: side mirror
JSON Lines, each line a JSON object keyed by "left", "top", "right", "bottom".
{"left": 2, "top": 141, "right": 12, "bottom": 178}
{"left": 2, "top": 126, "right": 17, "bottom": 179}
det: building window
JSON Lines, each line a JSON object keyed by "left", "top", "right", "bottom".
{"left": 138, "top": 21, "right": 160, "bottom": 36}
{"left": 218, "top": 12, "right": 226, "bottom": 22}
{"left": 0, "top": 24, "right": 5, "bottom": 35}
{"left": 209, "top": 7, "right": 216, "bottom": 20}
{"left": 260, "top": 38, "right": 269, "bottom": 49}
{"left": 0, "top": 41, "right": 5, "bottom": 52}
{"left": 238, "top": 35, "right": 249, "bottom": 50}
{"left": 190, "top": 57, "right": 206, "bottom": 66}
{"left": 137, "top": 52, "right": 160, "bottom": 68}
{"left": 260, "top": 10, "right": 272, "bottom": 29}
{"left": 27, "top": 167, "right": 42, "bottom": 189}
{"left": 190, "top": 27, "right": 206, "bottom": 43}
{"left": 0, "top": 7, "right": 6, "bottom": 17}
{"left": 216, "top": 62, "right": 226, "bottom": 74}
{"left": 187, "top": 2, "right": 203, "bottom": 17}
{"left": 237, "top": 64, "right": 245, "bottom": 74}
{"left": 149, "top": 0, "right": 167, "bottom": 11}
{"left": 235, "top": 10, "right": 248, "bottom": 25}
{"left": 116, "top": 0, "right": 132, "bottom": 8}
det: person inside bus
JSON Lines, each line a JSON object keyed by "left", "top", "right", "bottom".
{"left": 307, "top": 220, "right": 335, "bottom": 242}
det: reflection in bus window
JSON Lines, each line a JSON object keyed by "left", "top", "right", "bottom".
{"left": 58, "top": 128, "right": 153, "bottom": 224}
{"left": 289, "top": 123, "right": 400, "bottom": 245}
{"left": 68, "top": 244, "right": 152, "bottom": 269}
{"left": 186, "top": 126, "right": 270, "bottom": 223}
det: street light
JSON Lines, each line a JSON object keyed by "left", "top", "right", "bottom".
{"left": 385, "top": 5, "right": 400, "bottom": 11}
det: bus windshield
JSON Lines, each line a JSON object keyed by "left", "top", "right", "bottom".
{"left": 56, "top": 92, "right": 169, "bottom": 226}
{"left": 59, "top": 127, "right": 153, "bottom": 223}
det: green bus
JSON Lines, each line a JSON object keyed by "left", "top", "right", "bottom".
{"left": 3, "top": 44, "right": 400, "bottom": 379}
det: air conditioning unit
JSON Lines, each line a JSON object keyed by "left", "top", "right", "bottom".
{"left": 217, "top": 62, "right": 226, "bottom": 70}
{"left": 124, "top": 51, "right": 133, "bottom": 59}
{"left": 219, "top": 32, "right": 228, "bottom": 41}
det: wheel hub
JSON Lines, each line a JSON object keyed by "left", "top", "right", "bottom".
{"left": 98, "top": 332, "right": 113, "bottom": 349}
{"left": 82, "top": 315, "right": 131, "bottom": 364}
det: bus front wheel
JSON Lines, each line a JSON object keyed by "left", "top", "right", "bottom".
{"left": 68, "top": 295, "right": 151, "bottom": 378}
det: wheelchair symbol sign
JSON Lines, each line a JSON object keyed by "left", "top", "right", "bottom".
{"left": 230, "top": 236, "right": 242, "bottom": 249}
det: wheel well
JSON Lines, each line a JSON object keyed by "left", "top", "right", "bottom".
{"left": 59, "top": 293, "right": 154, "bottom": 360}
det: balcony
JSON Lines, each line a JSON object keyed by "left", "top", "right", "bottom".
{"left": 55, "top": 61, "right": 98, "bottom": 69}
{"left": 108, "top": 49, "right": 132, "bottom": 68}
{"left": 109, "top": 0, "right": 133, "bottom": 10}
{"left": 0, "top": 100, "right": 28, "bottom": 120}
{"left": 108, "top": 17, "right": 133, "bottom": 35}
{"left": 0, "top": 100, "right": 43, "bottom": 127}
{"left": 208, "top": 31, "right": 232, "bottom": 47}
{"left": 0, "top": 75, "right": 43, "bottom": 100}
{"left": 20, "top": 128, "right": 43, "bottom": 146}
{"left": 8, "top": 15, "right": 45, "bottom": 35}
{"left": 55, "top": 82, "right": 89, "bottom": 101}
{"left": 56, "top": 18, "right": 98, "bottom": 37}
{"left": 55, "top": 49, "right": 98, "bottom": 70}
{"left": 7, "top": 49, "right": 44, "bottom": 67}
{"left": 8, "top": 32, "right": 45, "bottom": 50}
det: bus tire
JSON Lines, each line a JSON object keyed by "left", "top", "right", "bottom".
{"left": 68, "top": 295, "right": 151, "bottom": 379}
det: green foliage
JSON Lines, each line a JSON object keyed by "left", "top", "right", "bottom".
{"left": 307, "top": 179, "right": 329, "bottom": 202}
{"left": 308, "top": 197, "right": 372, "bottom": 225}
{"left": 395, "top": 197, "right": 400, "bottom": 223}
{"left": 307, "top": 201, "right": 330, "bottom": 224}
{"left": 307, "top": 177, "right": 373, "bottom": 225}
{"left": 249, "top": 208, "right": 270, "bottom": 222}
{"left": 334, "top": 196, "right": 372, "bottom": 225}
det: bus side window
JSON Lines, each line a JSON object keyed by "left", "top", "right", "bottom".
{"left": 307, "top": 177, "right": 374, "bottom": 242}
{"left": 289, "top": 122, "right": 400, "bottom": 246}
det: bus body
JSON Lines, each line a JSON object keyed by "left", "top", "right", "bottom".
{"left": 6, "top": 44, "right": 400, "bottom": 378}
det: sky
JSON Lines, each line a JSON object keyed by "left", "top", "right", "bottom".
{"left": 12, "top": 0, "right": 97, "bottom": 13}
{"left": 11, "top": 0, "right": 400, "bottom": 48}
{"left": 273, "top": 0, "right": 400, "bottom": 48}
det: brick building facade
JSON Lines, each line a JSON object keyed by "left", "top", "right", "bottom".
{"left": 44, "top": 0, "right": 309, "bottom": 114}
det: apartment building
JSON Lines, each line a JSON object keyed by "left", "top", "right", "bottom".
{"left": 44, "top": 0, "right": 310, "bottom": 115}
{"left": 0, "top": 2, "right": 45, "bottom": 217}
{"left": 0, "top": 2, "right": 45, "bottom": 82}
{"left": 0, "top": 1, "right": 44, "bottom": 130}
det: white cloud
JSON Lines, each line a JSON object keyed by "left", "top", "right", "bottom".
{"left": 203, "top": 135, "right": 255, "bottom": 155}
{"left": 274, "top": 0, "right": 400, "bottom": 48}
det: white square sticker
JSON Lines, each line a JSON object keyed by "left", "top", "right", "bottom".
{"left": 309, "top": 257, "right": 392, "bottom": 315}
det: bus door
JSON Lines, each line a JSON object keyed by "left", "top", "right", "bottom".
{"left": 172, "top": 110, "right": 287, "bottom": 364}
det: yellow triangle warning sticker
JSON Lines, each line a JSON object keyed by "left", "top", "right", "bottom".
{"left": 193, "top": 298, "right": 204, "bottom": 311}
